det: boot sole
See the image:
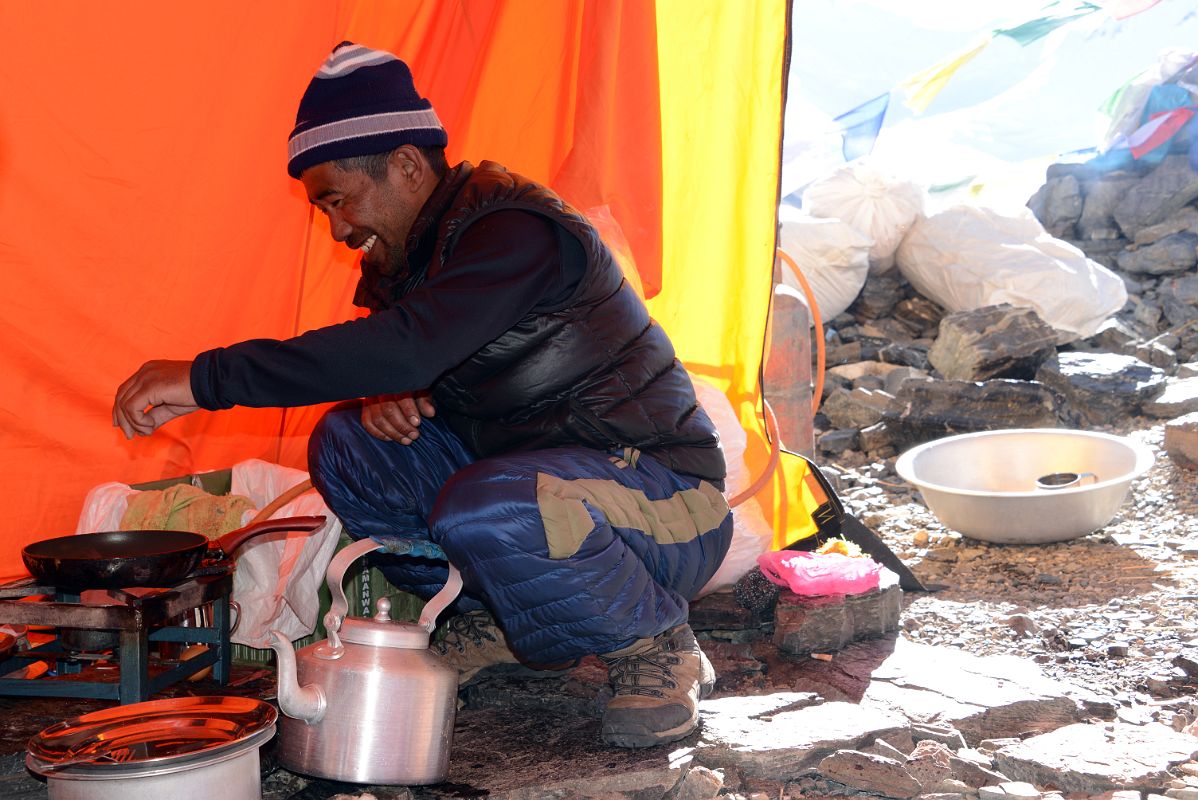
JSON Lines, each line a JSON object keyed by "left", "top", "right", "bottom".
{"left": 601, "top": 708, "right": 700, "bottom": 749}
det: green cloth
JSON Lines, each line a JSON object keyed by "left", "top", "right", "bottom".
{"left": 120, "top": 484, "right": 255, "bottom": 539}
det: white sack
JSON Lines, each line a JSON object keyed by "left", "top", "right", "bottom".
{"left": 895, "top": 204, "right": 1128, "bottom": 343}
{"left": 801, "top": 161, "right": 925, "bottom": 274}
{"left": 76, "top": 459, "right": 342, "bottom": 648}
{"left": 693, "top": 379, "right": 775, "bottom": 596}
{"left": 777, "top": 209, "right": 872, "bottom": 322}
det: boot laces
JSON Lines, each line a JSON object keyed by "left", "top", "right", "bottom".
{"left": 605, "top": 639, "right": 681, "bottom": 699}
{"left": 433, "top": 611, "right": 500, "bottom": 655}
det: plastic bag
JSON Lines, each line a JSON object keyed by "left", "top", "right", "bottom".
{"left": 692, "top": 378, "right": 775, "bottom": 597}
{"left": 75, "top": 459, "right": 342, "bottom": 648}
{"left": 801, "top": 161, "right": 926, "bottom": 274}
{"left": 757, "top": 550, "right": 882, "bottom": 596}
{"left": 896, "top": 204, "right": 1127, "bottom": 343}
{"left": 777, "top": 206, "right": 873, "bottom": 322}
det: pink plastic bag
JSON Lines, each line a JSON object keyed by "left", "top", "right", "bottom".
{"left": 757, "top": 550, "right": 882, "bottom": 596}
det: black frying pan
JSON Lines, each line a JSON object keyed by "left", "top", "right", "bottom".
{"left": 21, "top": 515, "right": 326, "bottom": 589}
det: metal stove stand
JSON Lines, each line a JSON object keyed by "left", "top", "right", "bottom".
{"left": 0, "top": 571, "right": 233, "bottom": 704}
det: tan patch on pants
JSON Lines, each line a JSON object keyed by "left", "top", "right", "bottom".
{"left": 537, "top": 473, "right": 730, "bottom": 559}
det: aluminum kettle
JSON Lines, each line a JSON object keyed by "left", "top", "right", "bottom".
{"left": 269, "top": 537, "right": 461, "bottom": 785}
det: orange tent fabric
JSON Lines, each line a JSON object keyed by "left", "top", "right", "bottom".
{"left": 0, "top": 1, "right": 793, "bottom": 581}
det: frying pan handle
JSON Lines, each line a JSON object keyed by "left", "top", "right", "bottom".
{"left": 214, "top": 515, "right": 327, "bottom": 555}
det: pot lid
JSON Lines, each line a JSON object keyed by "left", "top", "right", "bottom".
{"left": 27, "top": 695, "right": 276, "bottom": 769}
{"left": 339, "top": 596, "right": 431, "bottom": 649}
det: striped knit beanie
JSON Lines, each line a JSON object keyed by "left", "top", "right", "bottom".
{"left": 287, "top": 42, "right": 447, "bottom": 179}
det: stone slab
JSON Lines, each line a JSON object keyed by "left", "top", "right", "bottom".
{"left": 994, "top": 722, "right": 1198, "bottom": 794}
{"left": 693, "top": 694, "right": 911, "bottom": 779}
{"left": 861, "top": 639, "right": 1086, "bottom": 747}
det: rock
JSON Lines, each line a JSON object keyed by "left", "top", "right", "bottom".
{"left": 772, "top": 574, "right": 902, "bottom": 655}
{"left": 1133, "top": 206, "right": 1198, "bottom": 245}
{"left": 817, "top": 428, "right": 859, "bottom": 454}
{"left": 690, "top": 589, "right": 768, "bottom": 632}
{"left": 951, "top": 752, "right": 1012, "bottom": 788}
{"left": 894, "top": 296, "right": 945, "bottom": 337}
{"left": 906, "top": 739, "right": 954, "bottom": 790}
{"left": 1039, "top": 175, "right": 1083, "bottom": 238}
{"left": 994, "top": 722, "right": 1198, "bottom": 794}
{"left": 852, "top": 274, "right": 905, "bottom": 320}
{"left": 1079, "top": 177, "right": 1139, "bottom": 240}
{"left": 818, "top": 749, "right": 923, "bottom": 797}
{"left": 1161, "top": 275, "right": 1198, "bottom": 309}
{"left": 694, "top": 695, "right": 911, "bottom": 779}
{"left": 828, "top": 360, "right": 912, "bottom": 382}
{"left": 1116, "top": 232, "right": 1198, "bottom": 275}
{"left": 823, "top": 387, "right": 894, "bottom": 430}
{"left": 1165, "top": 412, "right": 1198, "bottom": 468}
{"left": 1004, "top": 614, "right": 1039, "bottom": 638}
{"left": 1036, "top": 352, "right": 1167, "bottom": 425}
{"left": 859, "top": 420, "right": 897, "bottom": 452}
{"left": 998, "top": 781, "right": 1044, "bottom": 799}
{"left": 978, "top": 738, "right": 1023, "bottom": 756}
{"left": 1142, "top": 377, "right": 1198, "bottom": 418}
{"left": 665, "top": 765, "right": 724, "bottom": 800}
{"left": 911, "top": 722, "right": 968, "bottom": 749}
{"left": 884, "top": 367, "right": 932, "bottom": 395}
{"left": 880, "top": 342, "right": 933, "bottom": 370}
{"left": 1084, "top": 317, "right": 1143, "bottom": 353}
{"left": 1137, "top": 338, "right": 1181, "bottom": 370}
{"left": 1067, "top": 236, "right": 1132, "bottom": 270}
{"left": 865, "top": 737, "right": 913, "bottom": 760}
{"left": 1113, "top": 156, "right": 1198, "bottom": 238}
{"left": 928, "top": 305, "right": 1059, "bottom": 381}
{"left": 862, "top": 639, "right": 1088, "bottom": 747}
{"left": 884, "top": 379, "right": 1066, "bottom": 447}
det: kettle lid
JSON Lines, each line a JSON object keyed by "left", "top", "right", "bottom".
{"left": 339, "top": 597, "right": 432, "bottom": 649}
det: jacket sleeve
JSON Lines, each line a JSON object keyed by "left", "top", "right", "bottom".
{"left": 191, "top": 210, "right": 582, "bottom": 410}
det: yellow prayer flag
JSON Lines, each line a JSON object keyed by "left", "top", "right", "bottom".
{"left": 898, "top": 35, "right": 993, "bottom": 114}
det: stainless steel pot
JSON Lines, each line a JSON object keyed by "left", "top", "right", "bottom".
{"left": 26, "top": 696, "right": 276, "bottom": 800}
{"left": 270, "top": 538, "right": 461, "bottom": 785}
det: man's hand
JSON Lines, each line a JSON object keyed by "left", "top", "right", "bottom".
{"left": 361, "top": 391, "right": 435, "bottom": 443}
{"left": 112, "top": 360, "right": 200, "bottom": 439}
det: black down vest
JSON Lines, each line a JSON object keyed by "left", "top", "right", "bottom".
{"left": 358, "top": 161, "right": 726, "bottom": 483}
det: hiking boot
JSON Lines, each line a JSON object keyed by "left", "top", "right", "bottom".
{"left": 598, "top": 623, "right": 716, "bottom": 748}
{"left": 432, "top": 610, "right": 576, "bottom": 685}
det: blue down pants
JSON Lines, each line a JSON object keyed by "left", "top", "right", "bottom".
{"left": 308, "top": 402, "right": 733, "bottom": 665}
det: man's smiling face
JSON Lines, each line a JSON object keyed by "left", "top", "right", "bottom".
{"left": 301, "top": 147, "right": 430, "bottom": 275}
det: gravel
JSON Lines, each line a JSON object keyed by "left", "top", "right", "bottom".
{"left": 822, "top": 417, "right": 1198, "bottom": 723}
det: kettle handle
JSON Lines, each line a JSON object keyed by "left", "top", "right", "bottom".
{"left": 323, "top": 538, "right": 384, "bottom": 653}
{"left": 321, "top": 537, "right": 463, "bottom": 652}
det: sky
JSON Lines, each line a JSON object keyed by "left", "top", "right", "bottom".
{"left": 783, "top": 0, "right": 1198, "bottom": 212}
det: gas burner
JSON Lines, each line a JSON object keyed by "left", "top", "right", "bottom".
{"left": 0, "top": 570, "right": 235, "bottom": 704}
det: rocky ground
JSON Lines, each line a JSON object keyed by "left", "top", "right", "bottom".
{"left": 823, "top": 416, "right": 1198, "bottom": 724}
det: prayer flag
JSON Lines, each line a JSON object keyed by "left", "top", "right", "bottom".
{"left": 994, "top": 4, "right": 1101, "bottom": 46}
{"left": 834, "top": 92, "right": 890, "bottom": 161}
{"left": 1128, "top": 107, "right": 1195, "bottom": 159}
{"left": 898, "top": 36, "right": 992, "bottom": 114}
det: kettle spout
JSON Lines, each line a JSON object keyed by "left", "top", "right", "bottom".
{"left": 269, "top": 629, "right": 327, "bottom": 724}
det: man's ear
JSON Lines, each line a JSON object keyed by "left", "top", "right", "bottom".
{"left": 388, "top": 146, "right": 424, "bottom": 188}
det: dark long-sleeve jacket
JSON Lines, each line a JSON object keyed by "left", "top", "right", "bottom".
{"left": 192, "top": 160, "right": 725, "bottom": 481}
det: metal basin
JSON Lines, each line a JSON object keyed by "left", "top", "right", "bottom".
{"left": 895, "top": 428, "right": 1155, "bottom": 544}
